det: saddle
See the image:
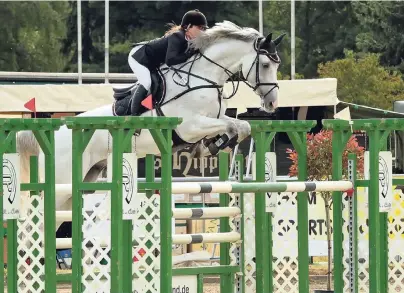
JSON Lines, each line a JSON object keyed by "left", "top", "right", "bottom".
{"left": 112, "top": 70, "right": 166, "bottom": 117}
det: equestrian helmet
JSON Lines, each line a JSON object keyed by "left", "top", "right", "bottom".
{"left": 181, "top": 9, "right": 208, "bottom": 28}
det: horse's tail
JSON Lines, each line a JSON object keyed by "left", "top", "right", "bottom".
{"left": 16, "top": 130, "right": 40, "bottom": 218}
{"left": 16, "top": 130, "right": 40, "bottom": 180}
{"left": 16, "top": 130, "right": 40, "bottom": 159}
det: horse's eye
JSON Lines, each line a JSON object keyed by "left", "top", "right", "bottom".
{"left": 262, "top": 63, "right": 269, "bottom": 68}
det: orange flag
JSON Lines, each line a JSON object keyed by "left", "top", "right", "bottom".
{"left": 141, "top": 95, "right": 153, "bottom": 110}
{"left": 24, "top": 98, "right": 37, "bottom": 117}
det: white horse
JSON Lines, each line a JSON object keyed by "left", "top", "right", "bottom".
{"left": 16, "top": 21, "right": 285, "bottom": 230}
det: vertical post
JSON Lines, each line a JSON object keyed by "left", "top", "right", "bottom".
{"left": 77, "top": 0, "right": 82, "bottom": 84}
{"left": 368, "top": 130, "right": 381, "bottom": 293}
{"left": 145, "top": 154, "right": 155, "bottom": 287}
{"left": 0, "top": 132, "right": 5, "bottom": 293}
{"left": 72, "top": 129, "right": 84, "bottom": 293}
{"left": 380, "top": 212, "right": 388, "bottom": 293}
{"left": 123, "top": 130, "right": 132, "bottom": 293}
{"left": 104, "top": 0, "right": 109, "bottom": 83}
{"left": 291, "top": 0, "right": 295, "bottom": 80}
{"left": 6, "top": 132, "right": 18, "bottom": 293}
{"left": 110, "top": 129, "right": 124, "bottom": 292}
{"left": 30, "top": 156, "right": 40, "bottom": 291}
{"left": 258, "top": 0, "right": 263, "bottom": 34}
{"left": 197, "top": 274, "right": 204, "bottom": 293}
{"left": 236, "top": 154, "right": 245, "bottom": 293}
{"left": 379, "top": 136, "right": 389, "bottom": 293}
{"left": 159, "top": 129, "right": 173, "bottom": 293}
{"left": 219, "top": 152, "right": 231, "bottom": 293}
{"left": 44, "top": 130, "right": 57, "bottom": 293}
{"left": 253, "top": 131, "right": 271, "bottom": 293}
{"left": 295, "top": 132, "right": 309, "bottom": 293}
{"left": 348, "top": 153, "right": 358, "bottom": 293}
{"left": 332, "top": 130, "right": 346, "bottom": 293}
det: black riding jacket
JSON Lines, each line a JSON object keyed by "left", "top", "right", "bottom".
{"left": 132, "top": 30, "right": 196, "bottom": 69}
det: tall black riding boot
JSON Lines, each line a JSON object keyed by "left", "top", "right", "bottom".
{"left": 130, "top": 84, "right": 148, "bottom": 116}
{"left": 130, "top": 84, "right": 148, "bottom": 136}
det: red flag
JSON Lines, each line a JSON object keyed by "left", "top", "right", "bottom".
{"left": 141, "top": 95, "right": 153, "bottom": 110}
{"left": 24, "top": 98, "right": 36, "bottom": 112}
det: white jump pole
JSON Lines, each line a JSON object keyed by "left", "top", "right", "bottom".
{"left": 56, "top": 237, "right": 109, "bottom": 249}
{"left": 172, "top": 232, "right": 241, "bottom": 245}
{"left": 171, "top": 181, "right": 353, "bottom": 194}
{"left": 173, "top": 207, "right": 241, "bottom": 219}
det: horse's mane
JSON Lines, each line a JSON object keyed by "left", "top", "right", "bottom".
{"left": 189, "top": 21, "right": 261, "bottom": 51}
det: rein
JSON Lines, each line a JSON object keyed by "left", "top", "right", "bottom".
{"left": 157, "top": 54, "right": 224, "bottom": 119}
{"left": 155, "top": 36, "right": 280, "bottom": 117}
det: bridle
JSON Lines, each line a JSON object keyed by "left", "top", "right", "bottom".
{"left": 243, "top": 37, "right": 281, "bottom": 98}
{"left": 158, "top": 36, "right": 281, "bottom": 116}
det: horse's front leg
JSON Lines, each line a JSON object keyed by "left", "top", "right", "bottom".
{"left": 222, "top": 115, "right": 251, "bottom": 143}
{"left": 177, "top": 115, "right": 239, "bottom": 157}
{"left": 196, "top": 117, "right": 251, "bottom": 157}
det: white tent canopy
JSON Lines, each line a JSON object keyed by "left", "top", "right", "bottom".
{"left": 0, "top": 78, "right": 338, "bottom": 113}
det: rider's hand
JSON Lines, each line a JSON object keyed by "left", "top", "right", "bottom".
{"left": 186, "top": 48, "right": 199, "bottom": 57}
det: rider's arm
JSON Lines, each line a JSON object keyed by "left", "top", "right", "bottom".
{"left": 165, "top": 32, "right": 194, "bottom": 66}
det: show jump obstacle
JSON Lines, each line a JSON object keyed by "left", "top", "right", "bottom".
{"left": 0, "top": 117, "right": 402, "bottom": 293}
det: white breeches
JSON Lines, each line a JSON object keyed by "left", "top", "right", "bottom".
{"left": 128, "top": 45, "right": 152, "bottom": 91}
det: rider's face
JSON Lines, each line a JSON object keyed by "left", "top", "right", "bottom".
{"left": 187, "top": 25, "right": 206, "bottom": 38}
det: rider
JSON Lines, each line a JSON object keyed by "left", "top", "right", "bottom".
{"left": 128, "top": 9, "right": 208, "bottom": 115}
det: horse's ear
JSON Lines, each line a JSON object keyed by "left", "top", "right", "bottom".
{"left": 265, "top": 33, "right": 272, "bottom": 43}
{"left": 274, "top": 33, "right": 286, "bottom": 46}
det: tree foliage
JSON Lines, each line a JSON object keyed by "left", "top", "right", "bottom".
{"left": 352, "top": 2, "right": 404, "bottom": 73}
{"left": 62, "top": 1, "right": 262, "bottom": 73}
{"left": 318, "top": 50, "right": 404, "bottom": 110}
{"left": 294, "top": 1, "right": 359, "bottom": 78}
{"left": 287, "top": 130, "right": 364, "bottom": 181}
{"left": 0, "top": 2, "right": 69, "bottom": 72}
{"left": 0, "top": 1, "right": 403, "bottom": 110}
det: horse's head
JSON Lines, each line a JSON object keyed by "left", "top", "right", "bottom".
{"left": 241, "top": 33, "right": 285, "bottom": 113}
{"left": 188, "top": 22, "right": 286, "bottom": 113}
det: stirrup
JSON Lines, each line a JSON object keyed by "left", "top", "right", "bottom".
{"left": 134, "top": 129, "right": 141, "bottom": 136}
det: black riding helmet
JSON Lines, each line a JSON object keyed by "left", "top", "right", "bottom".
{"left": 180, "top": 9, "right": 208, "bottom": 29}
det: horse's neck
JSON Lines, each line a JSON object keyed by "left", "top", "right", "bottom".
{"left": 193, "top": 40, "right": 253, "bottom": 85}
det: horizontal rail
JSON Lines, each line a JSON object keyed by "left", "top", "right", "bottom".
{"left": 55, "top": 211, "right": 72, "bottom": 222}
{"left": 173, "top": 265, "right": 241, "bottom": 276}
{"left": 56, "top": 238, "right": 109, "bottom": 249}
{"left": 55, "top": 184, "right": 73, "bottom": 197}
{"left": 172, "top": 232, "right": 241, "bottom": 245}
{"left": 56, "top": 273, "right": 72, "bottom": 283}
{"left": 55, "top": 207, "right": 241, "bottom": 222}
{"left": 172, "top": 207, "right": 241, "bottom": 219}
{"left": 96, "top": 175, "right": 254, "bottom": 183}
{"left": 171, "top": 181, "right": 353, "bottom": 194}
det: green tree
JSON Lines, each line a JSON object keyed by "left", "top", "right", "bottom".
{"left": 293, "top": 1, "right": 404, "bottom": 78}
{"left": 0, "top": 2, "right": 69, "bottom": 72}
{"left": 263, "top": 1, "right": 293, "bottom": 78}
{"left": 318, "top": 50, "right": 404, "bottom": 110}
{"left": 62, "top": 1, "right": 266, "bottom": 73}
{"left": 295, "top": 1, "right": 359, "bottom": 78}
{"left": 352, "top": 2, "right": 404, "bottom": 73}
{"left": 62, "top": 1, "right": 105, "bottom": 73}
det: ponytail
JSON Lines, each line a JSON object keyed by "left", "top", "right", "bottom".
{"left": 164, "top": 23, "right": 183, "bottom": 36}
